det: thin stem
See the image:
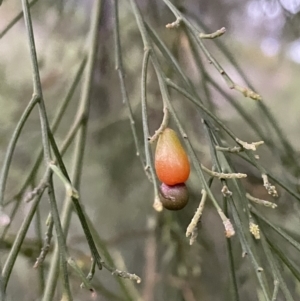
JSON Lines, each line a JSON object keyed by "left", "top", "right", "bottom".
{"left": 208, "top": 126, "right": 254, "bottom": 246}
{"left": 148, "top": 106, "right": 169, "bottom": 143}
{"left": 186, "top": 189, "right": 207, "bottom": 245}
{"left": 186, "top": 8, "right": 300, "bottom": 171}
{"left": 216, "top": 146, "right": 243, "bottom": 153}
{"left": 67, "top": 257, "right": 94, "bottom": 292}
{"left": 0, "top": 95, "right": 39, "bottom": 206}
{"left": 237, "top": 153, "right": 300, "bottom": 203}
{"left": 9, "top": 57, "right": 87, "bottom": 202}
{"left": 86, "top": 215, "right": 136, "bottom": 301}
{"left": 229, "top": 201, "right": 271, "bottom": 300}
{"left": 199, "top": 27, "right": 226, "bottom": 39}
{"left": 165, "top": 17, "right": 182, "bottom": 28}
{"left": 50, "top": 57, "right": 87, "bottom": 133}
{"left": 180, "top": 83, "right": 260, "bottom": 150}
{"left": 140, "top": 49, "right": 161, "bottom": 211}
{"left": 271, "top": 281, "right": 279, "bottom": 301}
{"left": 162, "top": 0, "right": 261, "bottom": 101}
{"left": 246, "top": 193, "right": 277, "bottom": 209}
{"left": 201, "top": 164, "right": 247, "bottom": 179}
{"left": 130, "top": 0, "right": 165, "bottom": 211}
{"left": 34, "top": 214, "right": 54, "bottom": 269}
{"left": 196, "top": 16, "right": 295, "bottom": 157}
{"left": 184, "top": 27, "right": 215, "bottom": 113}
{"left": 102, "top": 263, "right": 141, "bottom": 283}
{"left": 47, "top": 176, "right": 72, "bottom": 300}
{"left": 43, "top": 0, "right": 103, "bottom": 298}
{"left": 224, "top": 197, "right": 240, "bottom": 301}
{"left": 42, "top": 201, "right": 69, "bottom": 301}
{"left": 49, "top": 162, "right": 79, "bottom": 199}
{"left": 22, "top": 0, "right": 52, "bottom": 163}
{"left": 112, "top": 0, "right": 144, "bottom": 165}
{"left": 145, "top": 22, "right": 191, "bottom": 89}
{"left": 84, "top": 259, "right": 96, "bottom": 283}
{"left": 133, "top": 0, "right": 223, "bottom": 218}
{"left": 268, "top": 238, "right": 300, "bottom": 282}
{"left": 207, "top": 77, "right": 271, "bottom": 145}
{"left": 251, "top": 208, "right": 300, "bottom": 253}
{"left": 129, "top": 0, "right": 151, "bottom": 49}
{"left": 34, "top": 205, "right": 45, "bottom": 295}
{"left": 260, "top": 229, "right": 294, "bottom": 301}
{"left": 166, "top": 79, "right": 253, "bottom": 146}
{"left": 46, "top": 1, "right": 103, "bottom": 270}
{"left": 2, "top": 180, "right": 47, "bottom": 291}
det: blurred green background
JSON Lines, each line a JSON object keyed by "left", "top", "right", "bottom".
{"left": 1, "top": 0, "right": 300, "bottom": 300}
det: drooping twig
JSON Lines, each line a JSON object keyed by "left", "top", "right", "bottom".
{"left": 246, "top": 193, "right": 277, "bottom": 209}
{"left": 34, "top": 214, "right": 54, "bottom": 269}
{"left": 216, "top": 145, "right": 243, "bottom": 153}
{"left": 0, "top": 95, "right": 39, "bottom": 207}
{"left": 140, "top": 48, "right": 162, "bottom": 211}
{"left": 186, "top": 190, "right": 207, "bottom": 245}
{"left": 2, "top": 180, "right": 47, "bottom": 291}
{"left": 47, "top": 176, "right": 72, "bottom": 299}
{"left": 110, "top": 266, "right": 141, "bottom": 283}
{"left": 201, "top": 164, "right": 247, "bottom": 179}
{"left": 199, "top": 27, "right": 226, "bottom": 39}
{"left": 24, "top": 181, "right": 49, "bottom": 203}
{"left": 81, "top": 258, "right": 96, "bottom": 286}
{"left": 148, "top": 106, "right": 169, "bottom": 143}
{"left": 235, "top": 138, "right": 264, "bottom": 151}
{"left": 166, "top": 17, "right": 182, "bottom": 28}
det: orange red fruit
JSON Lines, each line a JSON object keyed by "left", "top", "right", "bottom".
{"left": 155, "top": 128, "right": 190, "bottom": 186}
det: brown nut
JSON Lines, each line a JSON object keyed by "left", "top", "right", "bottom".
{"left": 160, "top": 182, "right": 189, "bottom": 211}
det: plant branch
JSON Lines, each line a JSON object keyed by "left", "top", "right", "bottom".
{"left": 2, "top": 177, "right": 48, "bottom": 291}
{"left": 22, "top": 0, "right": 52, "bottom": 163}
{"left": 0, "top": 95, "right": 39, "bottom": 207}
{"left": 112, "top": 0, "right": 144, "bottom": 165}
{"left": 246, "top": 193, "right": 277, "bottom": 209}
{"left": 223, "top": 197, "right": 240, "bottom": 301}
{"left": 199, "top": 27, "right": 226, "bottom": 39}
{"left": 34, "top": 214, "right": 54, "bottom": 269}
{"left": 141, "top": 49, "right": 162, "bottom": 211}
{"left": 46, "top": 176, "right": 72, "bottom": 300}
{"left": 186, "top": 189, "right": 207, "bottom": 245}
{"left": 201, "top": 164, "right": 247, "bottom": 179}
{"left": 162, "top": 0, "right": 261, "bottom": 101}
